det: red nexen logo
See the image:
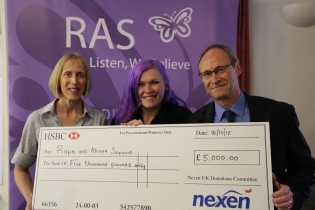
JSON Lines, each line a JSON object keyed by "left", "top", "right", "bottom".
{"left": 68, "top": 132, "right": 80, "bottom": 140}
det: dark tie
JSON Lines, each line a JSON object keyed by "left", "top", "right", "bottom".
{"left": 223, "top": 110, "right": 234, "bottom": 122}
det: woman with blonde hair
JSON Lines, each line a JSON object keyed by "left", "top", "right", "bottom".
{"left": 11, "top": 52, "right": 107, "bottom": 210}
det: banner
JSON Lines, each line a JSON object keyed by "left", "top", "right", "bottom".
{"left": 7, "top": 1, "right": 239, "bottom": 209}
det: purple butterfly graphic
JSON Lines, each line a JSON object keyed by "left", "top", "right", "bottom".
{"left": 148, "top": 7, "right": 193, "bottom": 43}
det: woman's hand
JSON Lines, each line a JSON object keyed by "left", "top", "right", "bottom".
{"left": 121, "top": 119, "right": 144, "bottom": 126}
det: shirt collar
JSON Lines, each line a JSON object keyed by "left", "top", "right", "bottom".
{"left": 40, "top": 98, "right": 93, "bottom": 118}
{"left": 214, "top": 91, "right": 247, "bottom": 119}
{"left": 40, "top": 99, "right": 56, "bottom": 115}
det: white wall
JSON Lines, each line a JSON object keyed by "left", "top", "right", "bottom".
{"left": 249, "top": 0, "right": 315, "bottom": 156}
{"left": 0, "top": 0, "right": 9, "bottom": 209}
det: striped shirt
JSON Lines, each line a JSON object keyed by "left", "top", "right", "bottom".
{"left": 11, "top": 99, "right": 107, "bottom": 168}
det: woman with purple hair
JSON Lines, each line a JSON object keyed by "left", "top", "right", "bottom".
{"left": 111, "top": 59, "right": 191, "bottom": 125}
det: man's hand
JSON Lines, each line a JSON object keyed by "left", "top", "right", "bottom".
{"left": 272, "top": 173, "right": 293, "bottom": 210}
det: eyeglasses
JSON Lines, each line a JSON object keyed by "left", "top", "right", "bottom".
{"left": 198, "top": 63, "right": 233, "bottom": 79}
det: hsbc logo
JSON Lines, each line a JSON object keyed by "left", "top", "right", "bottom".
{"left": 68, "top": 132, "right": 80, "bottom": 140}
{"left": 44, "top": 132, "right": 66, "bottom": 140}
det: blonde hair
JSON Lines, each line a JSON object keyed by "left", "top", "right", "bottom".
{"left": 49, "top": 52, "right": 91, "bottom": 98}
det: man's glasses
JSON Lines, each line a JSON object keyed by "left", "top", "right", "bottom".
{"left": 198, "top": 63, "right": 233, "bottom": 79}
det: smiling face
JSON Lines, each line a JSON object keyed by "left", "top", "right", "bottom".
{"left": 138, "top": 68, "right": 168, "bottom": 112}
{"left": 59, "top": 59, "right": 87, "bottom": 102}
{"left": 199, "top": 48, "right": 241, "bottom": 108}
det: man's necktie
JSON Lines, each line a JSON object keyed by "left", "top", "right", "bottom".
{"left": 223, "top": 110, "right": 234, "bottom": 122}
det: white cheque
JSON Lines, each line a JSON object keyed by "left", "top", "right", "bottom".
{"left": 33, "top": 123, "right": 274, "bottom": 210}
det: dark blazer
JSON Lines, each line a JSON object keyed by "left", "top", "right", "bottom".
{"left": 187, "top": 93, "right": 315, "bottom": 210}
{"left": 111, "top": 102, "right": 192, "bottom": 125}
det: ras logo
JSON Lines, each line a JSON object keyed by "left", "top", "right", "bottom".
{"left": 192, "top": 190, "right": 251, "bottom": 209}
{"left": 68, "top": 132, "right": 80, "bottom": 140}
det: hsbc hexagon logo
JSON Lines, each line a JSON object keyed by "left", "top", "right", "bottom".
{"left": 68, "top": 132, "right": 80, "bottom": 140}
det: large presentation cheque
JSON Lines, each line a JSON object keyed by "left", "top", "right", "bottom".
{"left": 33, "top": 123, "right": 274, "bottom": 210}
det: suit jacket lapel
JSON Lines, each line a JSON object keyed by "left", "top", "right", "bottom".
{"left": 201, "top": 102, "right": 215, "bottom": 123}
{"left": 246, "top": 94, "right": 271, "bottom": 123}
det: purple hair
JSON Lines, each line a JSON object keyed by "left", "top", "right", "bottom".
{"left": 114, "top": 59, "right": 186, "bottom": 124}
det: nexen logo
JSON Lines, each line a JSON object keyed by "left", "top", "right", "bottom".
{"left": 44, "top": 132, "right": 67, "bottom": 140}
{"left": 192, "top": 190, "right": 251, "bottom": 209}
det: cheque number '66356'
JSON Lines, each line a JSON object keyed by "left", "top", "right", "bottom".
{"left": 42, "top": 201, "right": 57, "bottom": 207}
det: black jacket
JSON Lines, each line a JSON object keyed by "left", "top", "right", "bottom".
{"left": 111, "top": 102, "right": 192, "bottom": 125}
{"left": 187, "top": 93, "right": 315, "bottom": 210}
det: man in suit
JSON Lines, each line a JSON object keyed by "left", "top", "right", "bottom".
{"left": 187, "top": 44, "right": 315, "bottom": 210}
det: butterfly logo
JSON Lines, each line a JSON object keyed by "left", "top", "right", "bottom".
{"left": 148, "top": 7, "right": 193, "bottom": 43}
